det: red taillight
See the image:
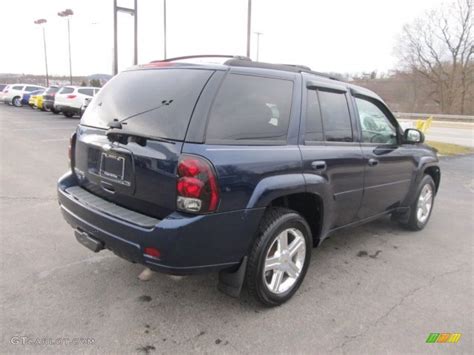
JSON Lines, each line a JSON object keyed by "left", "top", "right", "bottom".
{"left": 67, "top": 94, "right": 76, "bottom": 99}
{"left": 144, "top": 247, "right": 161, "bottom": 259}
{"left": 176, "top": 155, "right": 219, "bottom": 213}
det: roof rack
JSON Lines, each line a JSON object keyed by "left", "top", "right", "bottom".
{"left": 224, "top": 59, "right": 343, "bottom": 82}
{"left": 151, "top": 54, "right": 251, "bottom": 63}
{"left": 149, "top": 55, "right": 342, "bottom": 82}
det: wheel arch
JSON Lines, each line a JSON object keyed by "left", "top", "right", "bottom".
{"left": 424, "top": 165, "right": 440, "bottom": 192}
{"left": 267, "top": 192, "right": 324, "bottom": 247}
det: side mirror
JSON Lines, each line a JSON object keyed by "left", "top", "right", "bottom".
{"left": 404, "top": 128, "right": 424, "bottom": 144}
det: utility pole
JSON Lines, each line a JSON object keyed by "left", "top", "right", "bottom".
{"left": 57, "top": 9, "right": 74, "bottom": 84}
{"left": 113, "top": 0, "right": 138, "bottom": 75}
{"left": 246, "top": 0, "right": 252, "bottom": 58}
{"left": 163, "top": 0, "right": 167, "bottom": 59}
{"left": 34, "top": 19, "right": 49, "bottom": 87}
{"left": 254, "top": 31, "right": 263, "bottom": 61}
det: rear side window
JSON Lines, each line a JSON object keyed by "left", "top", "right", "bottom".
{"left": 60, "top": 87, "right": 74, "bottom": 94}
{"left": 81, "top": 69, "right": 213, "bottom": 140}
{"left": 25, "top": 86, "right": 40, "bottom": 92}
{"left": 12, "top": 86, "right": 23, "bottom": 90}
{"left": 78, "top": 88, "right": 94, "bottom": 96}
{"left": 318, "top": 90, "right": 353, "bottom": 142}
{"left": 45, "top": 87, "right": 59, "bottom": 94}
{"left": 206, "top": 74, "right": 293, "bottom": 144}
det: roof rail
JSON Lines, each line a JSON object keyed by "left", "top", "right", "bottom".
{"left": 151, "top": 54, "right": 251, "bottom": 63}
{"left": 224, "top": 59, "right": 343, "bottom": 82}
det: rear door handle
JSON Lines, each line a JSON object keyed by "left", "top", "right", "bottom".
{"left": 368, "top": 158, "right": 379, "bottom": 167}
{"left": 311, "top": 160, "right": 327, "bottom": 171}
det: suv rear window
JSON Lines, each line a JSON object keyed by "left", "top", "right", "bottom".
{"left": 78, "top": 88, "right": 94, "bottom": 96}
{"left": 45, "top": 87, "right": 59, "bottom": 94}
{"left": 206, "top": 74, "right": 293, "bottom": 144}
{"left": 81, "top": 69, "right": 213, "bottom": 140}
{"left": 59, "top": 87, "right": 75, "bottom": 94}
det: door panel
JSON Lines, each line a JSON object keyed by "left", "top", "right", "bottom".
{"left": 358, "top": 145, "right": 415, "bottom": 218}
{"left": 353, "top": 95, "right": 415, "bottom": 218}
{"left": 301, "top": 83, "right": 364, "bottom": 229}
{"left": 300, "top": 144, "right": 364, "bottom": 228}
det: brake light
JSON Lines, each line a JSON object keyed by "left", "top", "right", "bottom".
{"left": 176, "top": 155, "right": 219, "bottom": 213}
{"left": 67, "top": 94, "right": 76, "bottom": 99}
{"left": 144, "top": 247, "right": 161, "bottom": 259}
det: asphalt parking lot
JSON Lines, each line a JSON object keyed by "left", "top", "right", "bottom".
{"left": 0, "top": 104, "right": 472, "bottom": 354}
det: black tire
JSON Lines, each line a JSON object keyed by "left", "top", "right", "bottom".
{"left": 246, "top": 207, "right": 312, "bottom": 307}
{"left": 63, "top": 112, "right": 74, "bottom": 118}
{"left": 401, "top": 175, "right": 436, "bottom": 231}
{"left": 52, "top": 108, "right": 59, "bottom": 114}
{"left": 12, "top": 96, "right": 22, "bottom": 107}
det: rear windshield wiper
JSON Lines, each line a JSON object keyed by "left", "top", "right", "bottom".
{"left": 106, "top": 129, "right": 176, "bottom": 145}
{"left": 107, "top": 99, "right": 174, "bottom": 129}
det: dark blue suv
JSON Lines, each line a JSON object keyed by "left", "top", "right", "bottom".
{"left": 58, "top": 55, "right": 440, "bottom": 306}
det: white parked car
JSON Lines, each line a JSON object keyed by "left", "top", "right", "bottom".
{"left": 54, "top": 86, "right": 100, "bottom": 117}
{"left": 2, "top": 84, "right": 45, "bottom": 106}
{"left": 0, "top": 84, "right": 9, "bottom": 103}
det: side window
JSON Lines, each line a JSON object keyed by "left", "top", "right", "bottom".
{"left": 206, "top": 74, "right": 293, "bottom": 143}
{"left": 355, "top": 97, "right": 397, "bottom": 144}
{"left": 61, "top": 87, "right": 74, "bottom": 94}
{"left": 12, "top": 86, "right": 23, "bottom": 91}
{"left": 305, "top": 90, "right": 324, "bottom": 142}
{"left": 78, "top": 88, "right": 93, "bottom": 96}
{"left": 318, "top": 90, "right": 353, "bottom": 142}
{"left": 25, "top": 86, "right": 39, "bottom": 92}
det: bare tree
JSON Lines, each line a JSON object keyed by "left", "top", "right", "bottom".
{"left": 397, "top": 0, "right": 473, "bottom": 114}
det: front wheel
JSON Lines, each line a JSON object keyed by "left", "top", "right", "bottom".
{"left": 63, "top": 112, "right": 74, "bottom": 118}
{"left": 246, "top": 208, "right": 312, "bottom": 307}
{"left": 402, "top": 175, "right": 436, "bottom": 231}
{"left": 12, "top": 96, "right": 22, "bottom": 107}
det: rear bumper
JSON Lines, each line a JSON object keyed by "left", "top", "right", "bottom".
{"left": 57, "top": 172, "right": 264, "bottom": 274}
{"left": 54, "top": 104, "right": 80, "bottom": 114}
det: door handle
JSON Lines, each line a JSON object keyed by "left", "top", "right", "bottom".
{"left": 368, "top": 158, "right": 379, "bottom": 167}
{"left": 311, "top": 160, "right": 327, "bottom": 171}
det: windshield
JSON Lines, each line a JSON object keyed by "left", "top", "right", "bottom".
{"left": 81, "top": 68, "right": 214, "bottom": 141}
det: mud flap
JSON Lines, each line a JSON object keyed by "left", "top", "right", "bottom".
{"left": 391, "top": 207, "right": 410, "bottom": 224}
{"left": 217, "top": 257, "right": 247, "bottom": 298}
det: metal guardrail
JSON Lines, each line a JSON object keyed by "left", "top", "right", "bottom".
{"left": 394, "top": 112, "right": 474, "bottom": 122}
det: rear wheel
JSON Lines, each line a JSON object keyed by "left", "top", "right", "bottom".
{"left": 246, "top": 208, "right": 312, "bottom": 306}
{"left": 12, "top": 96, "right": 22, "bottom": 107}
{"left": 64, "top": 112, "right": 74, "bottom": 118}
{"left": 402, "top": 175, "right": 436, "bottom": 231}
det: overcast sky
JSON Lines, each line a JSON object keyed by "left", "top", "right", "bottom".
{"left": 0, "top": 0, "right": 446, "bottom": 76}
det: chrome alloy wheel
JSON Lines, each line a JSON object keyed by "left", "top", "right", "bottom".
{"left": 417, "top": 184, "right": 433, "bottom": 224}
{"left": 263, "top": 228, "right": 306, "bottom": 295}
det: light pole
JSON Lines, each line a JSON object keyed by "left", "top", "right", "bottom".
{"left": 254, "top": 31, "right": 263, "bottom": 61}
{"left": 246, "top": 0, "right": 252, "bottom": 58}
{"left": 58, "top": 9, "right": 74, "bottom": 84}
{"left": 113, "top": 0, "right": 138, "bottom": 75}
{"left": 163, "top": 0, "right": 167, "bottom": 59}
{"left": 34, "top": 19, "right": 49, "bottom": 87}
